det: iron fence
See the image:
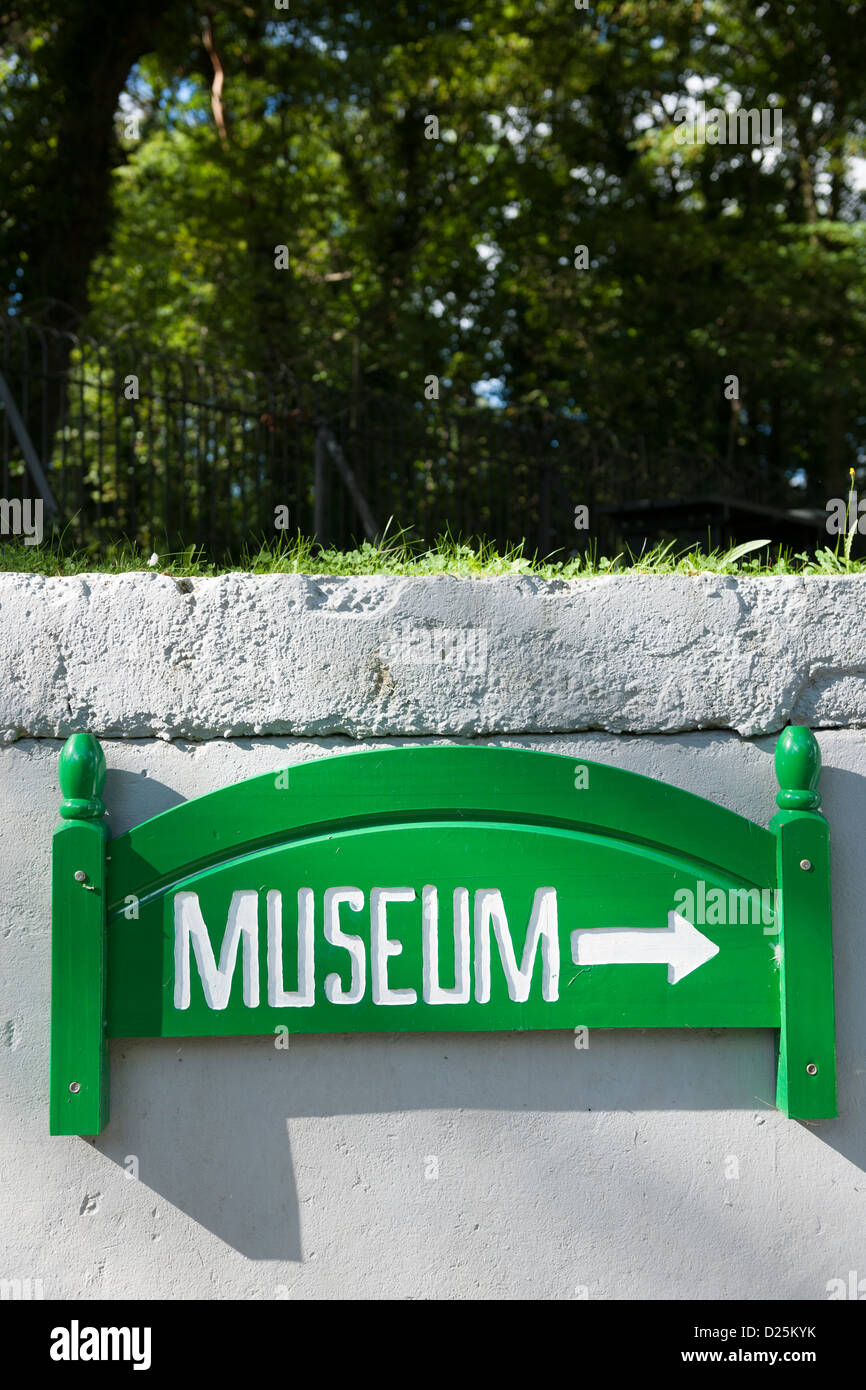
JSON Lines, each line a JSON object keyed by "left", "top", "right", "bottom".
{"left": 1, "top": 313, "right": 792, "bottom": 559}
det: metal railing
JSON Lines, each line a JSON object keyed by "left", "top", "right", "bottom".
{"left": 1, "top": 314, "right": 786, "bottom": 558}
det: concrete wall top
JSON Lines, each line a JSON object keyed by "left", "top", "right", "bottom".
{"left": 2, "top": 571, "right": 865, "bottom": 741}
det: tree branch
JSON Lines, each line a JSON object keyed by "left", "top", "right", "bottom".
{"left": 202, "top": 11, "right": 229, "bottom": 148}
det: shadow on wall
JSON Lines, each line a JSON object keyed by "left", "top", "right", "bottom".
{"left": 89, "top": 1026, "right": 816, "bottom": 1263}
{"left": 84, "top": 758, "right": 865, "bottom": 1263}
{"left": 103, "top": 768, "right": 187, "bottom": 830}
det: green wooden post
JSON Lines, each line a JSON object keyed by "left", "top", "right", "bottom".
{"left": 49, "top": 734, "right": 110, "bottom": 1136}
{"left": 771, "top": 726, "right": 837, "bottom": 1120}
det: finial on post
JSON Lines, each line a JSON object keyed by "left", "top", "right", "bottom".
{"left": 58, "top": 733, "right": 106, "bottom": 820}
{"left": 775, "top": 724, "right": 822, "bottom": 812}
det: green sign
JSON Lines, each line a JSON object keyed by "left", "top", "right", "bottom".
{"left": 49, "top": 729, "right": 837, "bottom": 1135}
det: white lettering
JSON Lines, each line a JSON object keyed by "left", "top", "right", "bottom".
{"left": 422, "top": 885, "right": 471, "bottom": 1004}
{"left": 171, "top": 884, "right": 565, "bottom": 1012}
{"left": 174, "top": 891, "right": 259, "bottom": 1010}
{"left": 267, "top": 888, "right": 315, "bottom": 1006}
{"left": 473, "top": 887, "right": 560, "bottom": 1003}
{"left": 371, "top": 887, "right": 417, "bottom": 1005}
{"left": 323, "top": 887, "right": 366, "bottom": 1004}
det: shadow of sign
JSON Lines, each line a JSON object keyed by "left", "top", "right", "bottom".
{"left": 92, "top": 1028, "right": 779, "bottom": 1261}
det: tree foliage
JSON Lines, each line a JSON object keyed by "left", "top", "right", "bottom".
{"left": 2, "top": 0, "right": 865, "bottom": 502}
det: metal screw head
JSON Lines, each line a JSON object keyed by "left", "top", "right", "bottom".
{"left": 74, "top": 870, "right": 87, "bottom": 883}
{"left": 69, "top": 1081, "right": 81, "bottom": 1093}
{"left": 806, "top": 1063, "right": 818, "bottom": 1076}
{"left": 799, "top": 859, "right": 813, "bottom": 872}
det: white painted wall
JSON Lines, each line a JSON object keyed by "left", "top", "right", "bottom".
{"left": 2, "top": 576, "right": 865, "bottom": 1299}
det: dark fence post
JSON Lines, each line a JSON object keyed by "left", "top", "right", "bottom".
{"left": 0, "top": 369, "right": 60, "bottom": 519}
{"left": 314, "top": 422, "right": 329, "bottom": 545}
{"left": 538, "top": 455, "right": 551, "bottom": 555}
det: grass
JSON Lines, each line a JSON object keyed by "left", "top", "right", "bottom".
{"left": 1, "top": 524, "right": 864, "bottom": 578}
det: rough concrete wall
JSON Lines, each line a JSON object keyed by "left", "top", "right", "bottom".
{"left": 2, "top": 577, "right": 865, "bottom": 1300}
{"left": 1, "top": 572, "right": 865, "bottom": 741}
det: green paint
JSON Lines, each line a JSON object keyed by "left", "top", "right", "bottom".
{"left": 771, "top": 727, "right": 837, "bottom": 1118}
{"left": 49, "top": 734, "right": 109, "bottom": 1136}
{"left": 50, "top": 732, "right": 837, "bottom": 1134}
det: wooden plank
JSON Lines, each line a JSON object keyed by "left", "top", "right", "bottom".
{"left": 50, "top": 730, "right": 838, "bottom": 1123}
{"left": 107, "top": 818, "right": 781, "bottom": 1038}
{"left": 771, "top": 726, "right": 837, "bottom": 1119}
{"left": 49, "top": 734, "right": 109, "bottom": 1136}
{"left": 107, "top": 746, "right": 778, "bottom": 908}
{"left": 104, "top": 746, "right": 780, "bottom": 1041}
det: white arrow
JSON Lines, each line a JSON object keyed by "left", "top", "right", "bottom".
{"left": 570, "top": 910, "right": 720, "bottom": 985}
